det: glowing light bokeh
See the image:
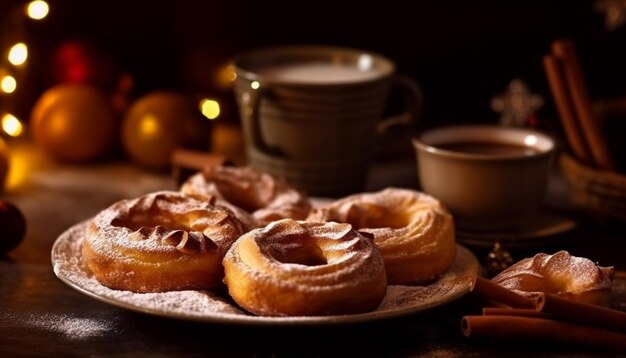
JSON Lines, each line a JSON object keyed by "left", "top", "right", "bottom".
{"left": 251, "top": 81, "right": 260, "bottom": 89}
{"left": 139, "top": 115, "right": 160, "bottom": 138}
{"left": 200, "top": 99, "right": 220, "bottom": 120}
{"left": 1, "top": 113, "right": 23, "bottom": 137}
{"left": 26, "top": 0, "right": 49, "bottom": 20}
{"left": 358, "top": 54, "right": 373, "bottom": 71}
{"left": 524, "top": 135, "right": 538, "bottom": 146}
{"left": 0, "top": 75, "right": 17, "bottom": 93}
{"left": 5, "top": 142, "right": 29, "bottom": 191}
{"left": 8, "top": 43, "right": 28, "bottom": 66}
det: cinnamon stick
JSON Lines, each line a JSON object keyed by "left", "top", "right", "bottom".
{"left": 171, "top": 148, "right": 231, "bottom": 170}
{"left": 537, "top": 293, "right": 626, "bottom": 332}
{"left": 482, "top": 307, "right": 547, "bottom": 318}
{"left": 471, "top": 276, "right": 537, "bottom": 309}
{"left": 552, "top": 39, "right": 615, "bottom": 170}
{"left": 171, "top": 148, "right": 232, "bottom": 184}
{"left": 543, "top": 54, "right": 594, "bottom": 165}
{"left": 462, "top": 315, "right": 626, "bottom": 351}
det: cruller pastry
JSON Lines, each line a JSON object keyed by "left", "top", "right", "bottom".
{"left": 492, "top": 251, "right": 614, "bottom": 306}
{"left": 222, "top": 219, "right": 387, "bottom": 316}
{"left": 308, "top": 187, "right": 456, "bottom": 285}
{"left": 83, "top": 191, "right": 246, "bottom": 293}
{"left": 180, "top": 165, "right": 312, "bottom": 227}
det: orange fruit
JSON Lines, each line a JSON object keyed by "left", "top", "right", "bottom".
{"left": 31, "top": 84, "right": 117, "bottom": 162}
{"left": 122, "top": 92, "right": 210, "bottom": 170}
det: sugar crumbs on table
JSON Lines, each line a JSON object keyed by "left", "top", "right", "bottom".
{"left": 25, "top": 313, "right": 119, "bottom": 339}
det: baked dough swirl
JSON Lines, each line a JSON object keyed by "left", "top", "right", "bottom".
{"left": 181, "top": 165, "right": 312, "bottom": 226}
{"left": 308, "top": 187, "right": 456, "bottom": 285}
{"left": 492, "top": 251, "right": 614, "bottom": 306}
{"left": 222, "top": 219, "right": 387, "bottom": 316}
{"left": 83, "top": 191, "right": 246, "bottom": 293}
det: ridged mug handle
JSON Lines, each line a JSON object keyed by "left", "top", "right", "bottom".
{"left": 242, "top": 86, "right": 280, "bottom": 157}
{"left": 376, "top": 74, "right": 423, "bottom": 134}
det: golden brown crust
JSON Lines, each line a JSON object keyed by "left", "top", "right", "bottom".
{"left": 180, "top": 165, "right": 312, "bottom": 226}
{"left": 492, "top": 251, "right": 614, "bottom": 306}
{"left": 308, "top": 187, "right": 456, "bottom": 285}
{"left": 82, "top": 191, "right": 246, "bottom": 293}
{"left": 222, "top": 219, "right": 387, "bottom": 316}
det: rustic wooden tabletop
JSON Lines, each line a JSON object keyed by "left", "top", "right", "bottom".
{"left": 1, "top": 141, "right": 624, "bottom": 357}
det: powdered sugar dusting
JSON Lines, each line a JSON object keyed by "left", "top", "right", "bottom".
{"left": 52, "top": 221, "right": 479, "bottom": 324}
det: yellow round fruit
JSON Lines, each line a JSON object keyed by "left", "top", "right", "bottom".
{"left": 122, "top": 92, "right": 210, "bottom": 170}
{"left": 30, "top": 84, "right": 117, "bottom": 162}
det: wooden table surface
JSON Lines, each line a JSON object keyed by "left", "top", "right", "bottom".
{"left": 1, "top": 142, "right": 625, "bottom": 357}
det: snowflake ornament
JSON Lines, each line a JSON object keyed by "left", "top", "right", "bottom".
{"left": 594, "top": 0, "right": 626, "bottom": 31}
{"left": 490, "top": 79, "right": 543, "bottom": 127}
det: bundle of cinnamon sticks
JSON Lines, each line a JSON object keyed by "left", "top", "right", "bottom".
{"left": 463, "top": 277, "right": 626, "bottom": 351}
{"left": 543, "top": 39, "right": 615, "bottom": 171}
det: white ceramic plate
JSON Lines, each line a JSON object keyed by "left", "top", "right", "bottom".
{"left": 52, "top": 221, "right": 479, "bottom": 326}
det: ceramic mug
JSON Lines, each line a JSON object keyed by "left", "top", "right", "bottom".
{"left": 413, "top": 125, "right": 555, "bottom": 232}
{"left": 232, "top": 46, "right": 422, "bottom": 197}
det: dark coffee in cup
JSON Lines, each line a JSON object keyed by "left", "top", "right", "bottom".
{"left": 435, "top": 141, "right": 542, "bottom": 156}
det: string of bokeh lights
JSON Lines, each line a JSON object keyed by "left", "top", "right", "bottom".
{"left": 0, "top": 0, "right": 231, "bottom": 140}
{"left": 1, "top": 0, "right": 49, "bottom": 138}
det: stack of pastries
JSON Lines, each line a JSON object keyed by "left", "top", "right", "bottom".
{"left": 82, "top": 165, "right": 612, "bottom": 317}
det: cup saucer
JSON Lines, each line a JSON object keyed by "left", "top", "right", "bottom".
{"left": 455, "top": 209, "right": 576, "bottom": 248}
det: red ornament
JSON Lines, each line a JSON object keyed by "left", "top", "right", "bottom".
{"left": 0, "top": 200, "right": 26, "bottom": 254}
{"left": 50, "top": 40, "right": 117, "bottom": 91}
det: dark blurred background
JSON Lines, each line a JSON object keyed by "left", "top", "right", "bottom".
{"left": 2, "top": 0, "right": 626, "bottom": 132}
